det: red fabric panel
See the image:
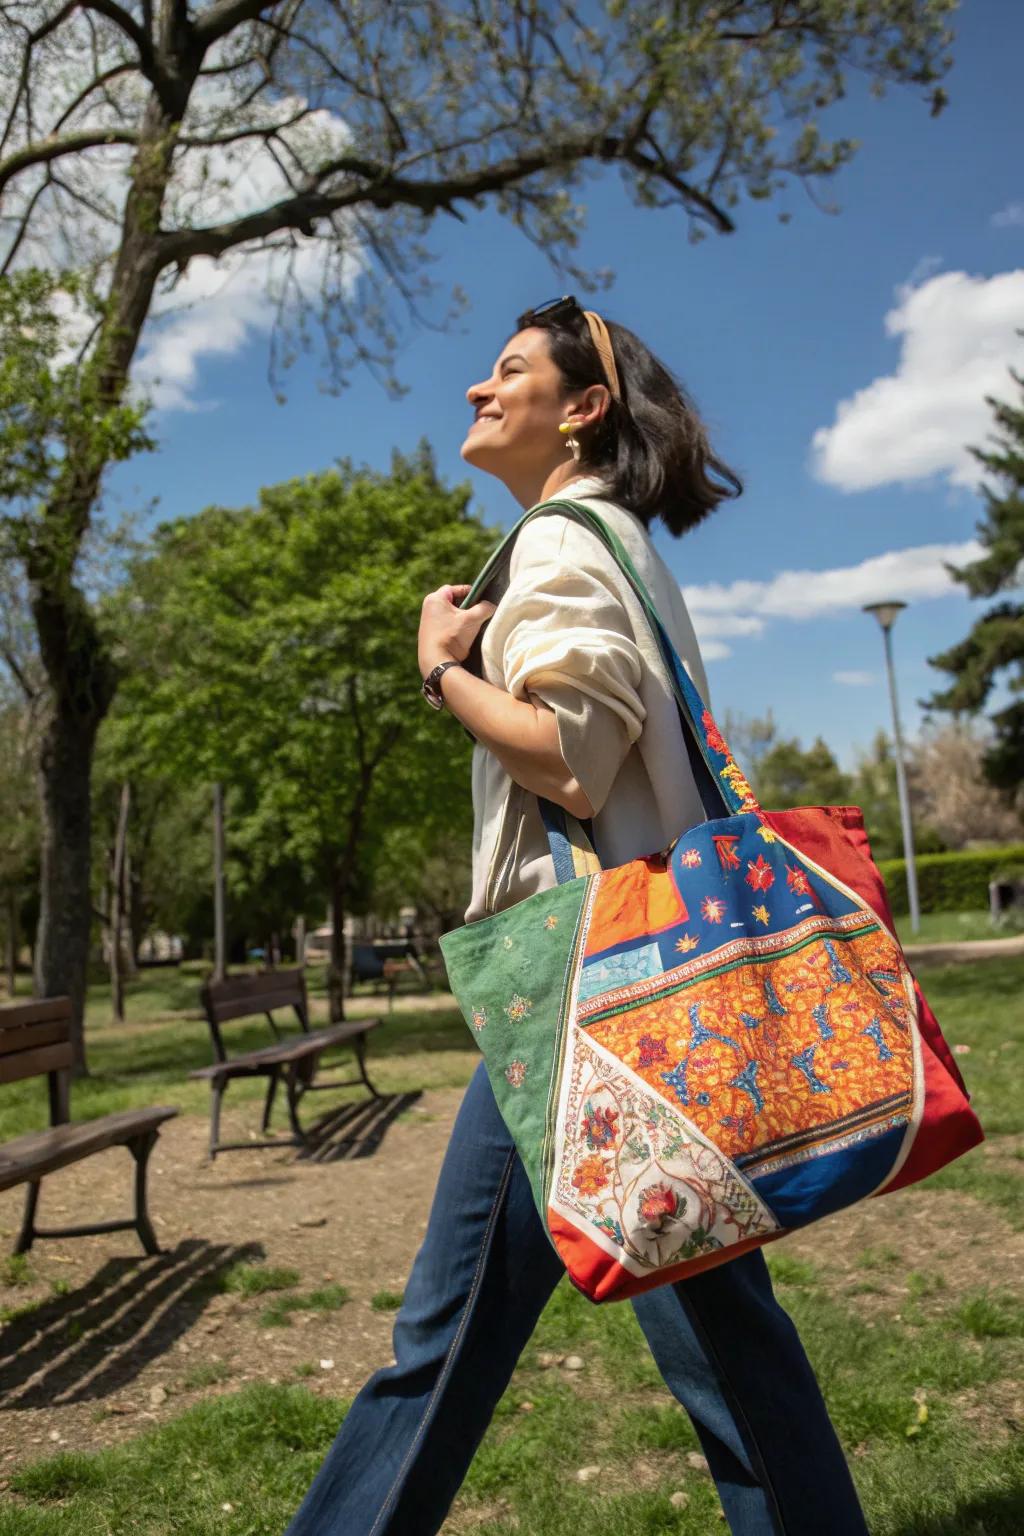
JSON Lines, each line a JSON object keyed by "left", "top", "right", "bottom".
{"left": 882, "top": 1030, "right": 984, "bottom": 1193}
{"left": 547, "top": 1207, "right": 784, "bottom": 1303}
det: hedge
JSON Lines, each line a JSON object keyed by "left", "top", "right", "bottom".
{"left": 875, "top": 845, "right": 1024, "bottom": 916}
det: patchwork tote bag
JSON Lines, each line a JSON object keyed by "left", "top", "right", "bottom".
{"left": 440, "top": 499, "right": 984, "bottom": 1304}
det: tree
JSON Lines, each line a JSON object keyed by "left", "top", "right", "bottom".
{"left": 110, "top": 448, "right": 493, "bottom": 1016}
{"left": 0, "top": 270, "right": 150, "bottom": 1063}
{"left": 928, "top": 368, "right": 1024, "bottom": 794}
{"left": 0, "top": 0, "right": 957, "bottom": 1061}
{"left": 756, "top": 734, "right": 852, "bottom": 812}
{"left": 912, "top": 720, "right": 1023, "bottom": 850}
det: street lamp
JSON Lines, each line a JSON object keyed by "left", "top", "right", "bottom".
{"left": 862, "top": 601, "right": 920, "bottom": 935}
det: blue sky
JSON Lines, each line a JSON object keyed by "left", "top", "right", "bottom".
{"left": 110, "top": 0, "right": 1024, "bottom": 768}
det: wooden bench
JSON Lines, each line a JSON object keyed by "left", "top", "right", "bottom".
{"left": 0, "top": 998, "right": 178, "bottom": 1256}
{"left": 191, "top": 969, "right": 381, "bottom": 1159}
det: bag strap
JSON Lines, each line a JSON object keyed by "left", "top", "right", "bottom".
{"left": 462, "top": 497, "right": 762, "bottom": 840}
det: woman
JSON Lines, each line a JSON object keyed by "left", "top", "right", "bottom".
{"left": 285, "top": 298, "right": 869, "bottom": 1536}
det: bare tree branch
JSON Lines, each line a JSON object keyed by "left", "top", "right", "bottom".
{"left": 0, "top": 128, "right": 138, "bottom": 198}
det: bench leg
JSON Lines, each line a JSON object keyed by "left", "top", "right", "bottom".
{"left": 209, "top": 1078, "right": 225, "bottom": 1161}
{"left": 15, "top": 1180, "right": 41, "bottom": 1254}
{"left": 284, "top": 1064, "right": 309, "bottom": 1143}
{"left": 130, "top": 1130, "right": 161, "bottom": 1255}
{"left": 354, "top": 1031, "right": 381, "bottom": 1100}
{"left": 262, "top": 1066, "right": 281, "bottom": 1132}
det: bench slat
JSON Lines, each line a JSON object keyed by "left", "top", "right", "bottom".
{"left": 0, "top": 998, "right": 72, "bottom": 1030}
{"left": 190, "top": 1020, "right": 380, "bottom": 1080}
{"left": 0, "top": 1040, "right": 73, "bottom": 1086}
{"left": 205, "top": 991, "right": 305, "bottom": 1026}
{"left": 0, "top": 1106, "right": 179, "bottom": 1192}
{"left": 0, "top": 1020, "right": 70, "bottom": 1057}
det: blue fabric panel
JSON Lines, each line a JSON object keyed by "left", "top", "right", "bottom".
{"left": 750, "top": 1122, "right": 907, "bottom": 1228}
{"left": 578, "top": 941, "right": 665, "bottom": 1003}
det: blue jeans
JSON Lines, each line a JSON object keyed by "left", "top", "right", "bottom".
{"left": 285, "top": 1062, "right": 868, "bottom": 1535}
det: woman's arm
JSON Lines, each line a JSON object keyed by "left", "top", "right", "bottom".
{"left": 418, "top": 582, "right": 594, "bottom": 819}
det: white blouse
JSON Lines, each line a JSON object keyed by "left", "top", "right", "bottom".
{"left": 465, "top": 476, "right": 711, "bottom": 923}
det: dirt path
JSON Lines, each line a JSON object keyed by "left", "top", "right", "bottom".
{"left": 0, "top": 1092, "right": 460, "bottom": 1469}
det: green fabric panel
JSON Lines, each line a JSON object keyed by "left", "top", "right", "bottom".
{"left": 440, "top": 876, "right": 590, "bottom": 1214}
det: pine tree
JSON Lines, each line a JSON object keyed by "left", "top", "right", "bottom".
{"left": 928, "top": 367, "right": 1024, "bottom": 794}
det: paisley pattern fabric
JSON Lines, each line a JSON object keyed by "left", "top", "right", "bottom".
{"left": 440, "top": 501, "right": 983, "bottom": 1303}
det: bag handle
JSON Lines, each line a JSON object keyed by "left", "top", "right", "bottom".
{"left": 462, "top": 497, "right": 762, "bottom": 840}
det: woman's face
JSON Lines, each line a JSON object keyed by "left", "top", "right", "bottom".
{"left": 460, "top": 326, "right": 568, "bottom": 477}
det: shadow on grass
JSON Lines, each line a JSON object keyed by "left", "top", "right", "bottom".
{"left": 0, "top": 1239, "right": 262, "bottom": 1411}
{"left": 892, "top": 1485, "right": 1024, "bottom": 1536}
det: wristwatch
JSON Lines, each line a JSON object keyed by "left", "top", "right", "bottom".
{"left": 421, "top": 659, "right": 462, "bottom": 710}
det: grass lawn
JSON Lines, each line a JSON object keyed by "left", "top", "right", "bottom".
{"left": 1, "top": 956, "right": 1022, "bottom": 1533}
{"left": 895, "top": 909, "right": 1024, "bottom": 946}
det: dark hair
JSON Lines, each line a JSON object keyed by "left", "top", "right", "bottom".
{"left": 523, "top": 310, "right": 742, "bottom": 537}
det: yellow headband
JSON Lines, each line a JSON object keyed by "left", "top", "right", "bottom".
{"left": 582, "top": 309, "right": 622, "bottom": 403}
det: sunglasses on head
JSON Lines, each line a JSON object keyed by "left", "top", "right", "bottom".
{"left": 516, "top": 294, "right": 583, "bottom": 330}
{"left": 516, "top": 295, "right": 623, "bottom": 404}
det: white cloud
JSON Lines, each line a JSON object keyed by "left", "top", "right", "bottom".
{"left": 811, "top": 268, "right": 1024, "bottom": 492}
{"left": 992, "top": 203, "right": 1024, "bottom": 229}
{"left": 685, "top": 539, "right": 980, "bottom": 660}
{"left": 833, "top": 670, "right": 875, "bottom": 687}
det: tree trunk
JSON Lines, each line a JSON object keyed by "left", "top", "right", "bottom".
{"left": 5, "top": 888, "right": 16, "bottom": 997}
{"left": 212, "top": 782, "right": 227, "bottom": 982}
{"left": 123, "top": 847, "right": 140, "bottom": 980}
{"left": 328, "top": 873, "right": 346, "bottom": 1023}
{"left": 294, "top": 914, "right": 306, "bottom": 968}
{"left": 109, "top": 782, "right": 131, "bottom": 1021}
{"left": 34, "top": 699, "right": 105, "bottom": 1074}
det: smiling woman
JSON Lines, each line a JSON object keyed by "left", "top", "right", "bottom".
{"left": 284, "top": 302, "right": 871, "bottom": 1536}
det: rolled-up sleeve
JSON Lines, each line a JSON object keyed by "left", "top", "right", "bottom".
{"left": 483, "top": 519, "right": 646, "bottom": 814}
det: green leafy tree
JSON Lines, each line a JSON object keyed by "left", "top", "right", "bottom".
{"left": 928, "top": 368, "right": 1024, "bottom": 793}
{"left": 0, "top": 1, "right": 956, "bottom": 1065}
{"left": 756, "top": 734, "right": 852, "bottom": 812}
{"left": 109, "top": 449, "right": 493, "bottom": 1016}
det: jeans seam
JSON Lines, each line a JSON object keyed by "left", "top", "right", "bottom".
{"left": 367, "top": 1142, "right": 518, "bottom": 1536}
{"left": 681, "top": 1286, "right": 788, "bottom": 1536}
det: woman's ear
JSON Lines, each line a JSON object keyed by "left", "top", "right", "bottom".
{"left": 574, "top": 384, "right": 611, "bottom": 430}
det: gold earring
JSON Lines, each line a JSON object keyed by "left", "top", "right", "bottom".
{"left": 558, "top": 420, "right": 581, "bottom": 462}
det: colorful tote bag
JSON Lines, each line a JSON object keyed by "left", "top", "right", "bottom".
{"left": 439, "top": 500, "right": 984, "bottom": 1303}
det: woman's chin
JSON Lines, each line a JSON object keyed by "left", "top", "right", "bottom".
{"left": 460, "top": 435, "right": 499, "bottom": 468}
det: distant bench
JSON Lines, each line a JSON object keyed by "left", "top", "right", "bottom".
{"left": 0, "top": 997, "right": 178, "bottom": 1255}
{"left": 191, "top": 968, "right": 381, "bottom": 1159}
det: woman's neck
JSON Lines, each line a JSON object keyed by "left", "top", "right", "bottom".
{"left": 508, "top": 459, "right": 602, "bottom": 510}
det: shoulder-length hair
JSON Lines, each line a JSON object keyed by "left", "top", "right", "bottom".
{"left": 528, "top": 310, "right": 742, "bottom": 537}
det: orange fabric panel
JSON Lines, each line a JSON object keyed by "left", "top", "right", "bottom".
{"left": 584, "top": 859, "right": 686, "bottom": 956}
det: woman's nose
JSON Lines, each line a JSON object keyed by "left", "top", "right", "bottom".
{"left": 466, "top": 378, "right": 492, "bottom": 404}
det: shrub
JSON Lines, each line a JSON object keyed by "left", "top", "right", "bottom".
{"left": 877, "top": 845, "right": 1024, "bottom": 916}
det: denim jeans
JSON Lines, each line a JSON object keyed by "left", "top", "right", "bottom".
{"left": 285, "top": 1061, "right": 868, "bottom": 1536}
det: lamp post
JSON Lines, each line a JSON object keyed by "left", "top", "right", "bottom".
{"left": 862, "top": 601, "right": 920, "bottom": 935}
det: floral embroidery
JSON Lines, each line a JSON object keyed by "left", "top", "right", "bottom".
{"left": 471, "top": 1007, "right": 487, "bottom": 1032}
{"left": 712, "top": 834, "right": 741, "bottom": 871}
{"left": 680, "top": 848, "right": 702, "bottom": 869}
{"left": 675, "top": 934, "right": 700, "bottom": 954}
{"left": 637, "top": 1181, "right": 680, "bottom": 1229}
{"left": 756, "top": 823, "right": 778, "bottom": 844}
{"left": 701, "top": 711, "right": 758, "bottom": 810}
{"left": 543, "top": 914, "right": 559, "bottom": 930}
{"left": 786, "top": 864, "right": 812, "bottom": 896}
{"left": 503, "top": 935, "right": 514, "bottom": 951}
{"left": 505, "top": 1058, "right": 528, "bottom": 1088}
{"left": 745, "top": 854, "right": 775, "bottom": 892}
{"left": 636, "top": 1034, "right": 669, "bottom": 1069}
{"left": 572, "top": 1153, "right": 611, "bottom": 1196}
{"left": 752, "top": 903, "right": 771, "bottom": 926}
{"left": 504, "top": 993, "right": 533, "bottom": 1024}
{"left": 582, "top": 1100, "right": 619, "bottom": 1150}
{"left": 701, "top": 896, "right": 726, "bottom": 924}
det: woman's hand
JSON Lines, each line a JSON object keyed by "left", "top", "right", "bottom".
{"left": 418, "top": 584, "right": 496, "bottom": 680}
